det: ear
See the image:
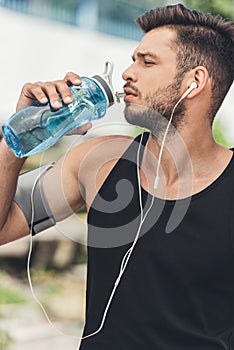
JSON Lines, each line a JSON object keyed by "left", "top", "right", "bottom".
{"left": 186, "top": 66, "right": 210, "bottom": 98}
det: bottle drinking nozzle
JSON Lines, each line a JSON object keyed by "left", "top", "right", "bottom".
{"left": 115, "top": 92, "right": 125, "bottom": 102}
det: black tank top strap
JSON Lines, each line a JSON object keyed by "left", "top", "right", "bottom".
{"left": 135, "top": 131, "right": 150, "bottom": 164}
{"left": 121, "top": 131, "right": 149, "bottom": 169}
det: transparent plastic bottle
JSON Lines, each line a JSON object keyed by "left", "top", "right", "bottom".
{"left": 2, "top": 62, "right": 115, "bottom": 158}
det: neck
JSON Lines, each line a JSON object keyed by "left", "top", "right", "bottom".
{"left": 140, "top": 123, "right": 232, "bottom": 199}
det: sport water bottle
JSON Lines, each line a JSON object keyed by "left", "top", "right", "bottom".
{"left": 2, "top": 61, "right": 117, "bottom": 158}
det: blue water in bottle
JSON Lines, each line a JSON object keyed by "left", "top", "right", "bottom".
{"left": 2, "top": 68, "right": 115, "bottom": 158}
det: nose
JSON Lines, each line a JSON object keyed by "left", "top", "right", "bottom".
{"left": 122, "top": 63, "right": 137, "bottom": 82}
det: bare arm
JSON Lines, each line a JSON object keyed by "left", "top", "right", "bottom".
{"left": 0, "top": 72, "right": 91, "bottom": 245}
{"left": 0, "top": 139, "right": 29, "bottom": 244}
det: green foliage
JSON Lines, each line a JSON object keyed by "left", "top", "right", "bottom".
{"left": 212, "top": 118, "right": 230, "bottom": 148}
{"left": 0, "top": 330, "right": 12, "bottom": 350}
{"left": 185, "top": 0, "right": 234, "bottom": 19}
{"left": 0, "top": 285, "right": 26, "bottom": 305}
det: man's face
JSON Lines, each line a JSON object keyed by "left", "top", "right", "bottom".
{"left": 122, "top": 27, "right": 186, "bottom": 136}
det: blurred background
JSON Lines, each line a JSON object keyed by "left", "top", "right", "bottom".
{"left": 0, "top": 1, "right": 233, "bottom": 349}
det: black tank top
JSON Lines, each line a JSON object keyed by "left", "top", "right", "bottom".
{"left": 80, "top": 133, "right": 234, "bottom": 350}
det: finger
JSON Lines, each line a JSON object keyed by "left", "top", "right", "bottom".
{"left": 16, "top": 83, "right": 49, "bottom": 111}
{"left": 54, "top": 80, "right": 73, "bottom": 105}
{"left": 64, "top": 72, "right": 82, "bottom": 86}
{"left": 21, "top": 82, "right": 48, "bottom": 104}
{"left": 66, "top": 123, "right": 92, "bottom": 136}
{"left": 40, "top": 82, "right": 63, "bottom": 109}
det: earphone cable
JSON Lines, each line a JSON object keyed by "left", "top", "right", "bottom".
{"left": 27, "top": 164, "right": 80, "bottom": 340}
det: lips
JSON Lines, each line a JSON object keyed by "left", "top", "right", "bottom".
{"left": 123, "top": 87, "right": 138, "bottom": 102}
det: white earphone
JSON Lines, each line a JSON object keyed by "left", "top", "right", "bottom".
{"left": 180, "top": 81, "right": 198, "bottom": 100}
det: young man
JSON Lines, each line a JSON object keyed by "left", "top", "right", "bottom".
{"left": 0, "top": 3, "right": 234, "bottom": 349}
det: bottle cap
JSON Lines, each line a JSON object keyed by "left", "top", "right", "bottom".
{"left": 92, "top": 74, "right": 114, "bottom": 106}
{"left": 92, "top": 61, "right": 116, "bottom": 106}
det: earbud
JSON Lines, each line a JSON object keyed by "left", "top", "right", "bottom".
{"left": 180, "top": 82, "right": 198, "bottom": 101}
{"left": 189, "top": 81, "right": 198, "bottom": 91}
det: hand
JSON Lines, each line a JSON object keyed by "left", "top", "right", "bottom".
{"left": 16, "top": 72, "right": 82, "bottom": 111}
{"left": 15, "top": 72, "right": 92, "bottom": 135}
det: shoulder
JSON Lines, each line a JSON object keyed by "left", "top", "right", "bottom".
{"left": 58, "top": 134, "right": 134, "bottom": 184}
{"left": 65, "top": 134, "right": 134, "bottom": 168}
{"left": 66, "top": 134, "right": 134, "bottom": 207}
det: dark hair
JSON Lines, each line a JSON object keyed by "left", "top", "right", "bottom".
{"left": 136, "top": 3, "right": 234, "bottom": 120}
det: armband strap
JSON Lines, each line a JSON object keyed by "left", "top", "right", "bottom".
{"left": 14, "top": 162, "right": 56, "bottom": 235}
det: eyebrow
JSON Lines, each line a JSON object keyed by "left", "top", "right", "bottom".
{"left": 131, "top": 51, "right": 160, "bottom": 61}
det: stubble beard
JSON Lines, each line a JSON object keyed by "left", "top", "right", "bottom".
{"left": 124, "top": 76, "right": 186, "bottom": 139}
